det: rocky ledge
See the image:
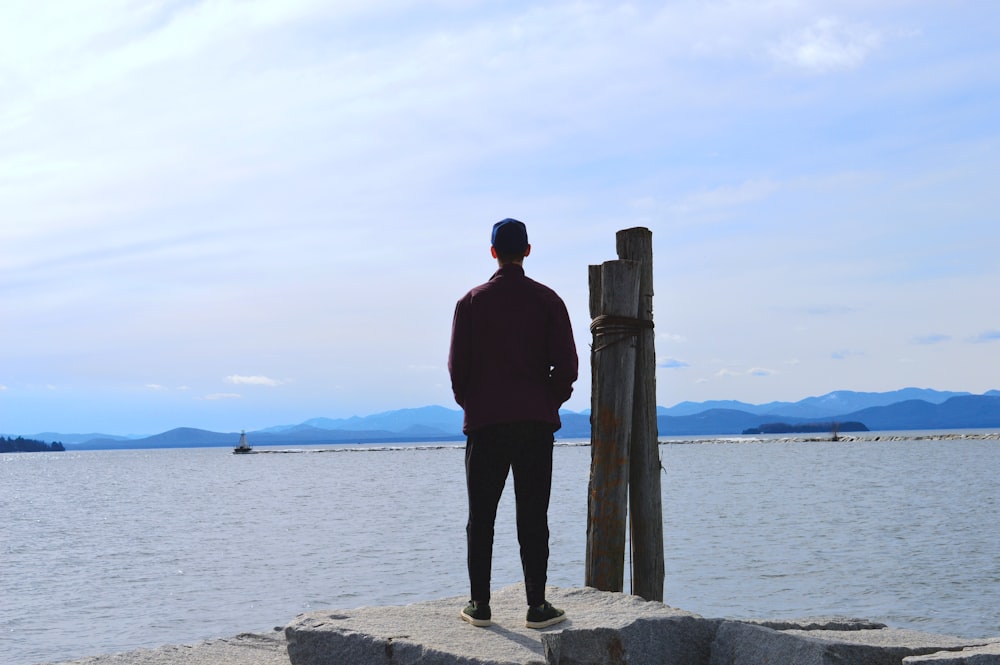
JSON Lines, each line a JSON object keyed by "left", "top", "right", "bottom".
{"left": 49, "top": 584, "right": 1000, "bottom": 665}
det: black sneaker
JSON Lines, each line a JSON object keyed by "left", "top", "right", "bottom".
{"left": 525, "top": 601, "right": 566, "bottom": 629}
{"left": 460, "top": 601, "right": 492, "bottom": 627}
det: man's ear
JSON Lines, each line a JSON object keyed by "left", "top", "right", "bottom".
{"left": 524, "top": 244, "right": 531, "bottom": 257}
{"left": 490, "top": 246, "right": 498, "bottom": 259}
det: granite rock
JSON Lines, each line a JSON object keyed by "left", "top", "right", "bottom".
{"left": 45, "top": 631, "right": 290, "bottom": 665}
{"left": 284, "top": 584, "right": 704, "bottom": 665}
{"left": 904, "top": 641, "right": 1000, "bottom": 664}
{"left": 709, "top": 620, "right": 989, "bottom": 665}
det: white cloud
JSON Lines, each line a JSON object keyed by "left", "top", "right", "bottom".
{"left": 669, "top": 178, "right": 781, "bottom": 216}
{"left": 225, "top": 375, "right": 285, "bottom": 387}
{"left": 769, "top": 17, "right": 882, "bottom": 73}
{"left": 203, "top": 393, "right": 242, "bottom": 400}
{"left": 715, "top": 366, "right": 777, "bottom": 378}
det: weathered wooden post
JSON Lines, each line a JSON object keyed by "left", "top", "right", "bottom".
{"left": 585, "top": 259, "right": 641, "bottom": 592}
{"left": 617, "top": 227, "right": 665, "bottom": 602}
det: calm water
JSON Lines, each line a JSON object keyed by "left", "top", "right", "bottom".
{"left": 2, "top": 436, "right": 998, "bottom": 664}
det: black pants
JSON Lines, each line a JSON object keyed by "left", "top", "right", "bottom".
{"left": 465, "top": 422, "right": 554, "bottom": 607}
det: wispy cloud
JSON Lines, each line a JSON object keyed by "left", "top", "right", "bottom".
{"left": 969, "top": 330, "right": 1000, "bottom": 344}
{"left": 715, "top": 367, "right": 776, "bottom": 378}
{"left": 225, "top": 375, "right": 286, "bottom": 387}
{"left": 912, "top": 334, "right": 950, "bottom": 345}
{"left": 659, "top": 358, "right": 689, "bottom": 369}
{"left": 800, "top": 305, "right": 859, "bottom": 317}
{"left": 769, "top": 17, "right": 882, "bottom": 73}
{"left": 203, "top": 393, "right": 242, "bottom": 401}
{"left": 831, "top": 349, "right": 865, "bottom": 360}
{"left": 669, "top": 178, "right": 780, "bottom": 215}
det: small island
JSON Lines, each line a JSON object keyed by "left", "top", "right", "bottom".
{"left": 1, "top": 436, "right": 65, "bottom": 453}
{"left": 742, "top": 421, "right": 869, "bottom": 436}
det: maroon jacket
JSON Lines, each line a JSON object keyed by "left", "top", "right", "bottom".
{"left": 449, "top": 264, "right": 578, "bottom": 434}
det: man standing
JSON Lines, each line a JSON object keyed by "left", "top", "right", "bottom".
{"left": 448, "top": 218, "right": 579, "bottom": 629}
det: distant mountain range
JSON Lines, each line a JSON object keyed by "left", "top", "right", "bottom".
{"left": 11, "top": 388, "right": 1000, "bottom": 451}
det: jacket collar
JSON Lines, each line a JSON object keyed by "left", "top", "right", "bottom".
{"left": 491, "top": 263, "right": 525, "bottom": 280}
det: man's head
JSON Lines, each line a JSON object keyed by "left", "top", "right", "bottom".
{"left": 491, "top": 218, "right": 531, "bottom": 264}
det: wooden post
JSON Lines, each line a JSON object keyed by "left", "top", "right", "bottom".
{"left": 585, "top": 259, "right": 641, "bottom": 592}
{"left": 617, "top": 227, "right": 665, "bottom": 602}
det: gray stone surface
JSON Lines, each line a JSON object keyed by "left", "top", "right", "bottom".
{"left": 749, "top": 616, "right": 887, "bottom": 631}
{"left": 904, "top": 641, "right": 1000, "bottom": 664}
{"left": 284, "top": 584, "right": 704, "bottom": 665}
{"left": 542, "top": 614, "right": 721, "bottom": 665}
{"left": 45, "top": 631, "right": 290, "bottom": 665}
{"left": 709, "top": 620, "right": 991, "bottom": 665}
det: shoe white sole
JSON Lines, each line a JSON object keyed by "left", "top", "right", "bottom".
{"left": 525, "top": 613, "right": 566, "bottom": 629}
{"left": 460, "top": 610, "right": 492, "bottom": 627}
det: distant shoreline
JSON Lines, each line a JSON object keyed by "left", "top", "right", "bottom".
{"left": 7, "top": 429, "right": 999, "bottom": 454}
{"left": 657, "top": 431, "right": 1000, "bottom": 445}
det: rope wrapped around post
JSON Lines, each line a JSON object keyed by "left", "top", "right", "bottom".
{"left": 590, "top": 314, "right": 654, "bottom": 353}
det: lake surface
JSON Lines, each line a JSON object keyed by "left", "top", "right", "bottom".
{"left": 2, "top": 435, "right": 998, "bottom": 664}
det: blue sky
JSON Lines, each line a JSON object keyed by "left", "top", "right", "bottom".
{"left": 2, "top": 0, "right": 998, "bottom": 435}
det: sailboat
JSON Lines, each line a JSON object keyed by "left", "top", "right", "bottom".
{"left": 233, "top": 430, "right": 253, "bottom": 454}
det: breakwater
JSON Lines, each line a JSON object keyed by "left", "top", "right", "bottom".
{"left": 233, "top": 431, "right": 1000, "bottom": 454}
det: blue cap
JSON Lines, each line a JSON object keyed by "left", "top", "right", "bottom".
{"left": 491, "top": 218, "right": 529, "bottom": 255}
